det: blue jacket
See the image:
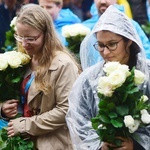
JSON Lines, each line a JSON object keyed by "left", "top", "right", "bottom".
{"left": 54, "top": 8, "right": 81, "bottom": 46}
{"left": 81, "top": 4, "right": 150, "bottom": 69}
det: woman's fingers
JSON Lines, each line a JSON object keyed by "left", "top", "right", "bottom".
{"left": 2, "top": 100, "right": 19, "bottom": 118}
{"left": 7, "top": 121, "right": 15, "bottom": 137}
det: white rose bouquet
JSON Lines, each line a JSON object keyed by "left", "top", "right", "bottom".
{"left": 62, "top": 24, "right": 90, "bottom": 62}
{"left": 0, "top": 51, "right": 33, "bottom": 150}
{"left": 91, "top": 62, "right": 150, "bottom": 147}
{"left": 0, "top": 51, "right": 31, "bottom": 102}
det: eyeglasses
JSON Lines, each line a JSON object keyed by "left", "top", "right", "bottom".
{"left": 93, "top": 39, "right": 123, "bottom": 52}
{"left": 14, "top": 33, "right": 41, "bottom": 43}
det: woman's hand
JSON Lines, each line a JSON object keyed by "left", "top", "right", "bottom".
{"left": 101, "top": 137, "right": 133, "bottom": 150}
{"left": 7, "top": 121, "right": 14, "bottom": 137}
{"left": 1, "top": 99, "right": 19, "bottom": 118}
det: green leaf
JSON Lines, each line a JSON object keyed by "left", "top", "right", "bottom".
{"left": 11, "top": 77, "right": 21, "bottom": 83}
{"left": 1, "top": 128, "right": 8, "bottom": 141}
{"left": 107, "top": 102, "right": 115, "bottom": 111}
{"left": 98, "top": 100, "right": 107, "bottom": 108}
{"left": 108, "top": 112, "right": 118, "bottom": 118}
{"left": 91, "top": 121, "right": 99, "bottom": 129}
{"left": 27, "top": 142, "right": 34, "bottom": 148}
{"left": 141, "top": 22, "right": 150, "bottom": 36}
{"left": 127, "top": 87, "right": 139, "bottom": 94}
{"left": 0, "top": 128, "right": 34, "bottom": 150}
{"left": 116, "top": 105, "right": 129, "bottom": 116}
{"left": 111, "top": 119, "right": 123, "bottom": 128}
{"left": 99, "top": 114, "right": 110, "bottom": 123}
{"left": 91, "top": 116, "right": 100, "bottom": 123}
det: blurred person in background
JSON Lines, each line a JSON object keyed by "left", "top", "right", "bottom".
{"left": 62, "top": 0, "right": 94, "bottom": 21}
{"left": 62, "top": 0, "right": 84, "bottom": 21}
{"left": 83, "top": 0, "right": 135, "bottom": 29}
{"left": 81, "top": 0, "right": 93, "bottom": 20}
{"left": 39, "top": 0, "right": 81, "bottom": 46}
{"left": 0, "top": 0, "right": 18, "bottom": 52}
{"left": 18, "top": 0, "right": 38, "bottom": 4}
{"left": 147, "top": 0, "right": 150, "bottom": 22}
{"left": 128, "top": 0, "right": 149, "bottom": 26}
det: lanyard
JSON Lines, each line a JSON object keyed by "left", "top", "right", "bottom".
{"left": 21, "top": 73, "right": 34, "bottom": 104}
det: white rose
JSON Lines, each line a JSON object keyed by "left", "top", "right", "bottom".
{"left": 97, "top": 76, "right": 114, "bottom": 97}
{"left": 69, "top": 29, "right": 79, "bottom": 37}
{"left": 7, "top": 56, "right": 22, "bottom": 68}
{"left": 78, "top": 24, "right": 90, "bottom": 35}
{"left": 62, "top": 24, "right": 90, "bottom": 37}
{"left": 10, "top": 16, "right": 17, "bottom": 28}
{"left": 140, "top": 109, "right": 150, "bottom": 124}
{"left": 103, "top": 62, "right": 121, "bottom": 75}
{"left": 108, "top": 70, "right": 126, "bottom": 89}
{"left": 4, "top": 51, "right": 22, "bottom": 68}
{"left": 128, "top": 120, "right": 140, "bottom": 133}
{"left": 14, "top": 26, "right": 17, "bottom": 31}
{"left": 141, "top": 109, "right": 149, "bottom": 115}
{"left": 4, "top": 51, "right": 17, "bottom": 56}
{"left": 69, "top": 24, "right": 90, "bottom": 36}
{"left": 17, "top": 52, "right": 31, "bottom": 65}
{"left": 141, "top": 113, "right": 150, "bottom": 124}
{"left": 62, "top": 25, "right": 72, "bottom": 37}
{"left": 0, "top": 54, "right": 8, "bottom": 70}
{"left": 124, "top": 116, "right": 140, "bottom": 133}
{"left": 140, "top": 95, "right": 149, "bottom": 102}
{"left": 118, "top": 64, "right": 131, "bottom": 78}
{"left": 124, "top": 115, "right": 135, "bottom": 127}
{"left": 134, "top": 69, "right": 145, "bottom": 85}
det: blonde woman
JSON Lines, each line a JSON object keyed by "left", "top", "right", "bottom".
{"left": 5, "top": 3, "right": 79, "bottom": 150}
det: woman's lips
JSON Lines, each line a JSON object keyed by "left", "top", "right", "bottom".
{"left": 104, "top": 57, "right": 114, "bottom": 61}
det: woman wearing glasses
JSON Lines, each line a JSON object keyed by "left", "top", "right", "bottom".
{"left": 66, "top": 5, "right": 150, "bottom": 150}
{"left": 2, "top": 3, "right": 80, "bottom": 150}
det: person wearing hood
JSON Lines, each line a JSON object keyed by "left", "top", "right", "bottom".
{"left": 80, "top": 0, "right": 150, "bottom": 70}
{"left": 66, "top": 5, "right": 150, "bottom": 150}
{"left": 38, "top": 0, "right": 81, "bottom": 46}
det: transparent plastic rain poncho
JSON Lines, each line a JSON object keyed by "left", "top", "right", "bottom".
{"left": 66, "top": 5, "right": 150, "bottom": 150}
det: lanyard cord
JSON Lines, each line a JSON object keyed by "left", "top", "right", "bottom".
{"left": 21, "top": 73, "right": 34, "bottom": 104}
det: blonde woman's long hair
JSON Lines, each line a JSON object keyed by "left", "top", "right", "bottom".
{"left": 16, "top": 3, "right": 80, "bottom": 94}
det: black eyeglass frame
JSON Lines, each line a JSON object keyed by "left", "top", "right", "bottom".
{"left": 93, "top": 38, "right": 123, "bottom": 52}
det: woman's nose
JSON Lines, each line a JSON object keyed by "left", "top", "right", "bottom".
{"left": 102, "top": 47, "right": 110, "bottom": 55}
{"left": 21, "top": 40, "right": 29, "bottom": 47}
